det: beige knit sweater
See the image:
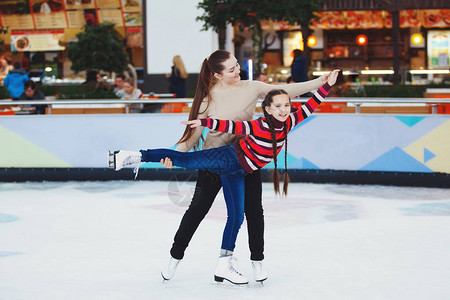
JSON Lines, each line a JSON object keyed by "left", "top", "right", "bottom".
{"left": 176, "top": 77, "right": 323, "bottom": 152}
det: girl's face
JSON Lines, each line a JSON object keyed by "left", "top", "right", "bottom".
{"left": 214, "top": 55, "right": 241, "bottom": 85}
{"left": 265, "top": 94, "right": 291, "bottom": 122}
{"left": 123, "top": 82, "right": 133, "bottom": 94}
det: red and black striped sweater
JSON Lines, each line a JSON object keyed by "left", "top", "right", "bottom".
{"left": 200, "top": 82, "right": 331, "bottom": 173}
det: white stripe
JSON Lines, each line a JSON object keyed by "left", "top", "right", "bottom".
{"left": 228, "top": 121, "right": 234, "bottom": 134}
{"left": 212, "top": 119, "right": 218, "bottom": 129}
{"left": 289, "top": 115, "right": 296, "bottom": 130}
{"left": 249, "top": 135, "right": 285, "bottom": 148}
{"left": 244, "top": 122, "right": 250, "bottom": 134}
{"left": 244, "top": 156, "right": 258, "bottom": 170}
{"left": 253, "top": 151, "right": 273, "bottom": 162}
{"left": 302, "top": 105, "right": 312, "bottom": 117}
{"left": 315, "top": 92, "right": 324, "bottom": 102}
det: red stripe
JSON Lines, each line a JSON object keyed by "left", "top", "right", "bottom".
{"left": 217, "top": 120, "right": 227, "bottom": 132}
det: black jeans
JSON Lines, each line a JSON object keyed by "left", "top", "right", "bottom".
{"left": 170, "top": 169, "right": 264, "bottom": 261}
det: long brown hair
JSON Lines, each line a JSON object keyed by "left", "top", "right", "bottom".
{"left": 177, "top": 50, "right": 231, "bottom": 149}
{"left": 261, "top": 89, "right": 291, "bottom": 196}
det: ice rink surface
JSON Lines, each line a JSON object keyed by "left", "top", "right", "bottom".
{"left": 1, "top": 180, "right": 450, "bottom": 300}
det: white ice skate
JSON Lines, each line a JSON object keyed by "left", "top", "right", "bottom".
{"left": 161, "top": 256, "right": 181, "bottom": 281}
{"left": 108, "top": 150, "right": 142, "bottom": 171}
{"left": 214, "top": 256, "right": 248, "bottom": 285}
{"left": 251, "top": 260, "right": 268, "bottom": 282}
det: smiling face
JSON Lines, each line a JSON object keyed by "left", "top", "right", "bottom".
{"left": 214, "top": 55, "right": 241, "bottom": 85}
{"left": 264, "top": 94, "right": 291, "bottom": 122}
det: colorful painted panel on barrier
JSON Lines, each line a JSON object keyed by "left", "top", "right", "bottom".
{"left": 0, "top": 114, "right": 449, "bottom": 173}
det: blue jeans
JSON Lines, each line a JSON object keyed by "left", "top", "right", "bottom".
{"left": 140, "top": 144, "right": 245, "bottom": 251}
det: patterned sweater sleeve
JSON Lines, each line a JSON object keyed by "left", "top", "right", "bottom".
{"left": 288, "top": 82, "right": 332, "bottom": 130}
{"left": 200, "top": 118, "right": 257, "bottom": 135}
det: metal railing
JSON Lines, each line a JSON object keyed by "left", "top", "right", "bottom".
{"left": 1, "top": 97, "right": 450, "bottom": 114}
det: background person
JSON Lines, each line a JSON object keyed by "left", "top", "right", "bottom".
{"left": 19, "top": 80, "right": 46, "bottom": 114}
{"left": 291, "top": 49, "right": 307, "bottom": 83}
{"left": 0, "top": 56, "right": 9, "bottom": 86}
{"left": 166, "top": 55, "right": 188, "bottom": 98}
{"left": 121, "top": 77, "right": 143, "bottom": 113}
{"left": 121, "top": 77, "right": 142, "bottom": 99}
{"left": 95, "top": 72, "right": 111, "bottom": 91}
{"left": 113, "top": 73, "right": 126, "bottom": 97}
{"left": 82, "top": 70, "right": 100, "bottom": 91}
{"left": 253, "top": 72, "right": 269, "bottom": 83}
{"left": 3, "top": 62, "right": 29, "bottom": 100}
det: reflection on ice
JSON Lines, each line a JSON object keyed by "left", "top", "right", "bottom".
{"left": 400, "top": 202, "right": 450, "bottom": 216}
{"left": 325, "top": 204, "right": 359, "bottom": 222}
{"left": 0, "top": 213, "right": 19, "bottom": 223}
{"left": 0, "top": 251, "right": 22, "bottom": 258}
{"left": 327, "top": 184, "right": 450, "bottom": 201}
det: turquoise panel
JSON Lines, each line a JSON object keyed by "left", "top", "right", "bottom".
{"left": 360, "top": 147, "right": 433, "bottom": 172}
{"left": 395, "top": 116, "right": 425, "bottom": 127}
{"left": 288, "top": 157, "right": 321, "bottom": 169}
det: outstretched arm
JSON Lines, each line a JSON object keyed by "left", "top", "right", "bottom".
{"left": 289, "top": 69, "right": 339, "bottom": 129}
{"left": 254, "top": 72, "right": 332, "bottom": 99}
{"left": 182, "top": 118, "right": 256, "bottom": 135}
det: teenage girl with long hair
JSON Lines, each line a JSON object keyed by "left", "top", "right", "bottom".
{"left": 110, "top": 70, "right": 339, "bottom": 284}
{"left": 156, "top": 50, "right": 329, "bottom": 284}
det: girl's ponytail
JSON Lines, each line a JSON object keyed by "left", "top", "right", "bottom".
{"left": 177, "top": 59, "right": 211, "bottom": 149}
{"left": 177, "top": 50, "right": 231, "bottom": 149}
{"left": 282, "top": 125, "right": 290, "bottom": 195}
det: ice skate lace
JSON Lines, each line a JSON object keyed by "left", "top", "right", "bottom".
{"left": 229, "top": 257, "right": 242, "bottom": 275}
{"left": 252, "top": 261, "right": 263, "bottom": 272}
{"left": 133, "top": 163, "right": 141, "bottom": 180}
{"left": 121, "top": 155, "right": 141, "bottom": 179}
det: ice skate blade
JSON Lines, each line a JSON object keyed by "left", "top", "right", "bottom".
{"left": 107, "top": 151, "right": 116, "bottom": 169}
{"left": 107, "top": 150, "right": 121, "bottom": 170}
{"left": 214, "top": 275, "right": 248, "bottom": 285}
{"left": 161, "top": 273, "right": 170, "bottom": 281}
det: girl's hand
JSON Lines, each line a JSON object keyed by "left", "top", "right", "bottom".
{"left": 321, "top": 72, "right": 331, "bottom": 83}
{"left": 327, "top": 69, "right": 340, "bottom": 86}
{"left": 160, "top": 157, "right": 173, "bottom": 168}
{"left": 181, "top": 119, "right": 201, "bottom": 128}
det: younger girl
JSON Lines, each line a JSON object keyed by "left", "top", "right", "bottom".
{"left": 109, "top": 69, "right": 339, "bottom": 284}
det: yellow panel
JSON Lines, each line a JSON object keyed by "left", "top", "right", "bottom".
{"left": 403, "top": 120, "right": 450, "bottom": 173}
{"left": 0, "top": 126, "right": 71, "bottom": 168}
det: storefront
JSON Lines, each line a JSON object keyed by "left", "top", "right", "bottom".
{"left": 235, "top": 1, "right": 450, "bottom": 85}
{"left": 0, "top": 0, "right": 143, "bottom": 84}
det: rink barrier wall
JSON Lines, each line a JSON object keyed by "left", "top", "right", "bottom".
{"left": 0, "top": 113, "right": 449, "bottom": 186}
{"left": 0, "top": 168, "right": 449, "bottom": 188}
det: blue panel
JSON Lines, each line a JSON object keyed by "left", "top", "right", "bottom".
{"left": 360, "top": 147, "right": 433, "bottom": 172}
{"left": 263, "top": 150, "right": 298, "bottom": 169}
{"left": 289, "top": 115, "right": 317, "bottom": 133}
{"left": 395, "top": 116, "right": 425, "bottom": 127}
{"left": 423, "top": 148, "right": 436, "bottom": 163}
{"left": 288, "top": 157, "right": 321, "bottom": 169}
